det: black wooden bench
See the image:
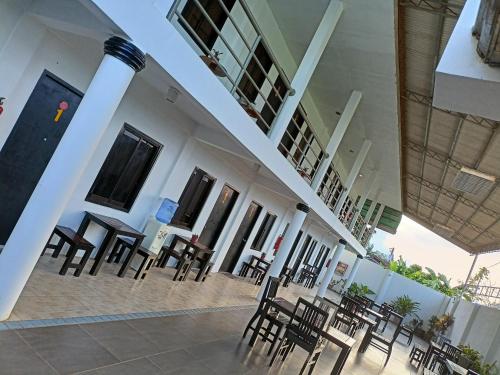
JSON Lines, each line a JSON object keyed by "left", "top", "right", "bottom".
{"left": 108, "top": 237, "right": 157, "bottom": 280}
{"left": 42, "top": 225, "right": 95, "bottom": 277}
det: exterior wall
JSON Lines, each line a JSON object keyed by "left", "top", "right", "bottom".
{"left": 449, "top": 300, "right": 500, "bottom": 364}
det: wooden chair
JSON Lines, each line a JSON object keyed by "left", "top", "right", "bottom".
{"left": 280, "top": 267, "right": 293, "bottom": 287}
{"left": 107, "top": 237, "right": 158, "bottom": 280}
{"left": 333, "top": 295, "right": 365, "bottom": 337}
{"left": 363, "top": 313, "right": 403, "bottom": 366}
{"left": 270, "top": 297, "right": 329, "bottom": 374}
{"left": 399, "top": 324, "right": 415, "bottom": 345}
{"left": 409, "top": 344, "right": 426, "bottom": 369}
{"left": 430, "top": 342, "right": 462, "bottom": 372}
{"left": 243, "top": 276, "right": 285, "bottom": 356}
{"left": 42, "top": 225, "right": 95, "bottom": 277}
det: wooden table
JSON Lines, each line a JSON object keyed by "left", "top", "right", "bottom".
{"left": 251, "top": 298, "right": 356, "bottom": 375}
{"left": 355, "top": 313, "right": 378, "bottom": 353}
{"left": 446, "top": 359, "right": 468, "bottom": 375}
{"left": 77, "top": 212, "right": 144, "bottom": 277}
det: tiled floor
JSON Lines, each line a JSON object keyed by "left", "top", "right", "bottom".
{"left": 9, "top": 255, "right": 318, "bottom": 321}
{"left": 1, "top": 307, "right": 421, "bottom": 374}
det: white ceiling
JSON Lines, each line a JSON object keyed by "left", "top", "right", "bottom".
{"left": 268, "top": 0, "right": 402, "bottom": 210}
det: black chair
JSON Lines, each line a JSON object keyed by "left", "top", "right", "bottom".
{"left": 430, "top": 342, "right": 462, "bottom": 372}
{"left": 409, "top": 344, "right": 426, "bottom": 369}
{"left": 378, "top": 302, "right": 394, "bottom": 332}
{"left": 243, "top": 277, "right": 285, "bottom": 355}
{"left": 333, "top": 295, "right": 365, "bottom": 336}
{"left": 280, "top": 267, "right": 293, "bottom": 287}
{"left": 399, "top": 324, "right": 415, "bottom": 345}
{"left": 363, "top": 313, "right": 403, "bottom": 366}
{"left": 270, "top": 297, "right": 329, "bottom": 374}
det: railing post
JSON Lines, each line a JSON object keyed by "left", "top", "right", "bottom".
{"left": 311, "top": 91, "right": 362, "bottom": 190}
{"left": 268, "top": 0, "right": 343, "bottom": 146}
{"left": 349, "top": 171, "right": 377, "bottom": 231}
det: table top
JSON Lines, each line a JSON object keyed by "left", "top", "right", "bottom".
{"left": 446, "top": 359, "right": 468, "bottom": 375}
{"left": 86, "top": 212, "right": 144, "bottom": 237}
{"left": 250, "top": 255, "right": 271, "bottom": 266}
{"left": 175, "top": 235, "right": 214, "bottom": 254}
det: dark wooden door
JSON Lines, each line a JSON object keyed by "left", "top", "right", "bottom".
{"left": 0, "top": 71, "right": 82, "bottom": 244}
{"left": 283, "top": 230, "right": 303, "bottom": 272}
{"left": 291, "top": 234, "right": 312, "bottom": 276}
{"left": 199, "top": 184, "right": 239, "bottom": 249}
{"left": 219, "top": 201, "right": 262, "bottom": 273}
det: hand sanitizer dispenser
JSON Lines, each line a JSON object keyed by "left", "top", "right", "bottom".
{"left": 142, "top": 198, "right": 178, "bottom": 255}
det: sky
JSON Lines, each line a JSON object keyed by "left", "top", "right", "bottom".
{"left": 370, "top": 215, "right": 500, "bottom": 287}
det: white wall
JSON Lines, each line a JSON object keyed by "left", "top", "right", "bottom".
{"left": 449, "top": 300, "right": 500, "bottom": 364}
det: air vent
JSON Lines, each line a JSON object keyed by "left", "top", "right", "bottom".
{"left": 452, "top": 167, "right": 496, "bottom": 195}
{"left": 434, "top": 224, "right": 455, "bottom": 238}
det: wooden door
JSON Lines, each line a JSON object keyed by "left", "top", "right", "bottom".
{"left": 198, "top": 184, "right": 239, "bottom": 249}
{"left": 219, "top": 201, "right": 262, "bottom": 273}
{"left": 0, "top": 71, "right": 82, "bottom": 245}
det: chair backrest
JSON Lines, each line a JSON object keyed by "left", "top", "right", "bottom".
{"left": 258, "top": 276, "right": 280, "bottom": 310}
{"left": 436, "top": 333, "right": 451, "bottom": 347}
{"left": 292, "top": 297, "right": 328, "bottom": 343}
{"left": 341, "top": 295, "right": 366, "bottom": 315}
{"left": 313, "top": 296, "right": 332, "bottom": 315}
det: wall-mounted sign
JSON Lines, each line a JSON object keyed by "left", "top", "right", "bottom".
{"left": 54, "top": 100, "right": 69, "bottom": 123}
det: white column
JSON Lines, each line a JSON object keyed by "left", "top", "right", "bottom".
{"left": 365, "top": 203, "right": 385, "bottom": 241}
{"left": 451, "top": 254, "right": 479, "bottom": 315}
{"left": 375, "top": 269, "right": 394, "bottom": 304}
{"left": 311, "top": 91, "right": 363, "bottom": 190}
{"left": 343, "top": 254, "right": 363, "bottom": 292}
{"left": 317, "top": 239, "right": 347, "bottom": 297}
{"left": 349, "top": 171, "right": 377, "bottom": 231}
{"left": 257, "top": 203, "right": 309, "bottom": 300}
{"left": 334, "top": 139, "right": 372, "bottom": 215}
{"left": 0, "top": 37, "right": 145, "bottom": 320}
{"left": 268, "top": 0, "right": 343, "bottom": 145}
{"left": 358, "top": 197, "right": 378, "bottom": 240}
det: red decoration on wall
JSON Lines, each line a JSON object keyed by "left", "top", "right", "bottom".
{"left": 54, "top": 100, "right": 69, "bottom": 123}
{"left": 273, "top": 235, "right": 284, "bottom": 255}
{"left": 0, "top": 97, "right": 5, "bottom": 116}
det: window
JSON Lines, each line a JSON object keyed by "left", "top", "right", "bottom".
{"left": 237, "top": 42, "right": 273, "bottom": 103}
{"left": 180, "top": 0, "right": 236, "bottom": 51}
{"left": 171, "top": 167, "right": 215, "bottom": 229}
{"left": 86, "top": 124, "right": 162, "bottom": 211}
{"left": 251, "top": 212, "right": 277, "bottom": 251}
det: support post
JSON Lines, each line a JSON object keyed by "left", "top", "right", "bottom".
{"left": 451, "top": 253, "right": 479, "bottom": 315}
{"left": 317, "top": 239, "right": 347, "bottom": 297}
{"left": 0, "top": 37, "right": 145, "bottom": 321}
{"left": 334, "top": 139, "right": 372, "bottom": 216}
{"left": 268, "top": 0, "right": 343, "bottom": 145}
{"left": 257, "top": 203, "right": 309, "bottom": 300}
{"left": 311, "top": 91, "right": 363, "bottom": 190}
{"left": 349, "top": 171, "right": 377, "bottom": 231}
{"left": 343, "top": 254, "right": 363, "bottom": 292}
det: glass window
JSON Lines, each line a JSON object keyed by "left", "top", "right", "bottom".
{"left": 250, "top": 212, "right": 277, "bottom": 251}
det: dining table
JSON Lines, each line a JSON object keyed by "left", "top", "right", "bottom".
{"left": 76, "top": 211, "right": 145, "bottom": 277}
{"left": 251, "top": 297, "right": 356, "bottom": 375}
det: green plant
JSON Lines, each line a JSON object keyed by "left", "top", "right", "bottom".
{"left": 347, "top": 282, "right": 374, "bottom": 298}
{"left": 421, "top": 314, "right": 455, "bottom": 342}
{"left": 458, "top": 344, "right": 498, "bottom": 375}
{"left": 390, "top": 295, "right": 420, "bottom": 316}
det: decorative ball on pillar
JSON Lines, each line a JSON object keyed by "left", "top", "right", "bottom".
{"left": 104, "top": 36, "right": 146, "bottom": 73}
{"left": 357, "top": 254, "right": 363, "bottom": 259}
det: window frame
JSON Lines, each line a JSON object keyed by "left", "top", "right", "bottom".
{"left": 170, "top": 167, "right": 216, "bottom": 230}
{"left": 86, "top": 123, "right": 162, "bottom": 212}
{"left": 250, "top": 211, "right": 277, "bottom": 251}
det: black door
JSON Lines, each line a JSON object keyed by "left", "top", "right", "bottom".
{"left": 313, "top": 245, "right": 326, "bottom": 267}
{"left": 219, "top": 201, "right": 262, "bottom": 273}
{"left": 291, "top": 235, "right": 312, "bottom": 276}
{"left": 199, "top": 184, "right": 239, "bottom": 249}
{"left": 0, "top": 71, "right": 82, "bottom": 244}
{"left": 317, "top": 246, "right": 331, "bottom": 271}
{"left": 282, "top": 230, "right": 303, "bottom": 272}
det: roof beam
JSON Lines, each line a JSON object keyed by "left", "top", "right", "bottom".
{"left": 405, "top": 173, "right": 500, "bottom": 218}
{"left": 404, "top": 140, "right": 463, "bottom": 169}
{"left": 399, "top": 0, "right": 462, "bottom": 18}
{"left": 402, "top": 90, "right": 498, "bottom": 130}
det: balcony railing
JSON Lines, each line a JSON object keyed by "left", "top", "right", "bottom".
{"left": 317, "top": 164, "right": 345, "bottom": 211}
{"left": 168, "top": 0, "right": 292, "bottom": 134}
{"left": 351, "top": 214, "right": 366, "bottom": 239}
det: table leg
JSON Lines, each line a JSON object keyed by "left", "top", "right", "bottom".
{"left": 118, "top": 237, "right": 143, "bottom": 277}
{"left": 195, "top": 260, "right": 210, "bottom": 282}
{"left": 358, "top": 326, "right": 373, "bottom": 353}
{"left": 331, "top": 347, "right": 351, "bottom": 375}
{"left": 89, "top": 231, "right": 116, "bottom": 276}
{"left": 77, "top": 215, "right": 91, "bottom": 236}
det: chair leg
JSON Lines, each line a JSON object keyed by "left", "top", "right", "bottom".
{"left": 299, "top": 353, "right": 312, "bottom": 375}
{"left": 52, "top": 237, "right": 66, "bottom": 258}
{"left": 75, "top": 249, "right": 92, "bottom": 277}
{"left": 267, "top": 324, "right": 283, "bottom": 356}
{"left": 270, "top": 337, "right": 284, "bottom": 366}
{"left": 59, "top": 245, "right": 77, "bottom": 276}
{"left": 384, "top": 347, "right": 392, "bottom": 367}
{"left": 243, "top": 311, "right": 259, "bottom": 339}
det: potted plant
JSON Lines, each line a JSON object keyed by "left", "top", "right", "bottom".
{"left": 458, "top": 344, "right": 498, "bottom": 375}
{"left": 347, "top": 282, "right": 375, "bottom": 298}
{"left": 390, "top": 295, "right": 420, "bottom": 317}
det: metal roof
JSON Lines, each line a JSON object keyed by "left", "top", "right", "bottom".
{"left": 398, "top": 0, "right": 500, "bottom": 254}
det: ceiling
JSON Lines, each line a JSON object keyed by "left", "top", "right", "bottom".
{"left": 268, "top": 0, "right": 401, "bottom": 210}
{"left": 398, "top": 0, "right": 500, "bottom": 254}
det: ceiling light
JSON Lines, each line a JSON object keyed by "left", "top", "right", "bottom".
{"left": 359, "top": 173, "right": 364, "bottom": 178}
{"left": 451, "top": 167, "right": 496, "bottom": 195}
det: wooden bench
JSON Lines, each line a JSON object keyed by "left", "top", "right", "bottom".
{"left": 42, "top": 225, "right": 95, "bottom": 277}
{"left": 108, "top": 237, "right": 157, "bottom": 280}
